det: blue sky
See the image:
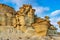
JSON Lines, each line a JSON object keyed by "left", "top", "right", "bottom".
{"left": 0, "top": 0, "right": 60, "bottom": 32}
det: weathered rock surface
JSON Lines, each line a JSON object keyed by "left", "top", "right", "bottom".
{"left": 0, "top": 4, "right": 60, "bottom": 40}
{"left": 0, "top": 26, "right": 60, "bottom": 40}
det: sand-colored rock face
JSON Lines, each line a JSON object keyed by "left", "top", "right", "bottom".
{"left": 0, "top": 4, "right": 57, "bottom": 37}
{"left": 0, "top": 4, "right": 16, "bottom": 26}
{"left": 32, "top": 23, "right": 48, "bottom": 36}
{"left": 12, "top": 5, "right": 35, "bottom": 32}
{"left": 31, "top": 17, "right": 51, "bottom": 36}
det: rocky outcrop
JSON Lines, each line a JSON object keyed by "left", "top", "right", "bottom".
{"left": 0, "top": 26, "right": 60, "bottom": 40}
{"left": 0, "top": 4, "right": 16, "bottom": 26}
{"left": 0, "top": 4, "right": 58, "bottom": 37}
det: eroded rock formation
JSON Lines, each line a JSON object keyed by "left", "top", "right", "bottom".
{"left": 0, "top": 4, "right": 16, "bottom": 26}
{"left": 0, "top": 4, "right": 57, "bottom": 37}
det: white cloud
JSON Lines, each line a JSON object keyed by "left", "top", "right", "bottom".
{"left": 5, "top": 0, "right": 28, "bottom": 10}
{"left": 0, "top": 0, "right": 50, "bottom": 12}
{"left": 50, "top": 18, "right": 57, "bottom": 26}
{"left": 50, "top": 17, "right": 60, "bottom": 30}
{"left": 0, "top": 0, "right": 40, "bottom": 10}
{"left": 33, "top": 7, "right": 49, "bottom": 15}
{"left": 51, "top": 10, "right": 60, "bottom": 16}
{"left": 10, "top": 0, "right": 26, "bottom": 6}
{"left": 56, "top": 17, "right": 60, "bottom": 21}
{"left": 50, "top": 10, "right": 60, "bottom": 28}
{"left": 50, "top": 17, "right": 60, "bottom": 25}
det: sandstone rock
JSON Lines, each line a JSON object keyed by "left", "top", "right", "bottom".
{"left": 0, "top": 4, "right": 58, "bottom": 38}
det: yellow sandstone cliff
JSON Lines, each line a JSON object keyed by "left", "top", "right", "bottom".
{"left": 0, "top": 4, "right": 57, "bottom": 37}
